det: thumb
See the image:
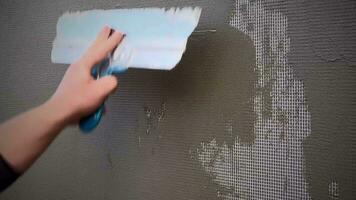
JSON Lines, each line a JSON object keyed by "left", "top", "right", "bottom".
{"left": 92, "top": 75, "right": 118, "bottom": 99}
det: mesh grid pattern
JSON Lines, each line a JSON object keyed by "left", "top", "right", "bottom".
{"left": 197, "top": 0, "right": 311, "bottom": 199}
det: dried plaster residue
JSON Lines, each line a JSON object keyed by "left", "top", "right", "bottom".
{"left": 196, "top": 0, "right": 311, "bottom": 199}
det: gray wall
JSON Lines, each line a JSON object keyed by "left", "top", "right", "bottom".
{"left": 0, "top": 0, "right": 355, "bottom": 199}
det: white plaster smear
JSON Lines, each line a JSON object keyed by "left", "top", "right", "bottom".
{"left": 51, "top": 7, "right": 201, "bottom": 71}
{"left": 196, "top": 1, "right": 311, "bottom": 199}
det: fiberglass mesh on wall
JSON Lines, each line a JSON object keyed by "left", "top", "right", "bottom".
{"left": 196, "top": 0, "right": 311, "bottom": 199}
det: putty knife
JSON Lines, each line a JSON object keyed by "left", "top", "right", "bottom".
{"left": 51, "top": 7, "right": 201, "bottom": 133}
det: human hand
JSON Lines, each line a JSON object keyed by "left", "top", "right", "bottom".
{"left": 46, "top": 26, "right": 124, "bottom": 125}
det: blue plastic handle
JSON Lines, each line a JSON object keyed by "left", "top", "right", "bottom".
{"left": 79, "top": 63, "right": 127, "bottom": 133}
{"left": 79, "top": 104, "right": 105, "bottom": 133}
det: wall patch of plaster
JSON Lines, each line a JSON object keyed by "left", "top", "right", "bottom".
{"left": 195, "top": 0, "right": 311, "bottom": 199}
{"left": 328, "top": 181, "right": 339, "bottom": 200}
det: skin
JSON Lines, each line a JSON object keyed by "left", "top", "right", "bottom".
{"left": 0, "top": 26, "right": 124, "bottom": 174}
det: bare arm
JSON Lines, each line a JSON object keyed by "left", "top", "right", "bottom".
{"left": 0, "top": 26, "right": 123, "bottom": 173}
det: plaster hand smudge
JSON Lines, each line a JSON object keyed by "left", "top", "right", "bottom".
{"left": 195, "top": 0, "right": 311, "bottom": 199}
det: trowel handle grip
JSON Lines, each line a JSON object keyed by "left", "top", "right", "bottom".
{"left": 79, "top": 64, "right": 127, "bottom": 133}
{"left": 79, "top": 67, "right": 104, "bottom": 133}
{"left": 79, "top": 104, "right": 105, "bottom": 133}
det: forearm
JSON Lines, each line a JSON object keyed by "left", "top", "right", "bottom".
{"left": 0, "top": 26, "right": 121, "bottom": 176}
{"left": 0, "top": 100, "right": 68, "bottom": 173}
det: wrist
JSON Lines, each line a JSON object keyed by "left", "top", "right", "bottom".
{"left": 40, "top": 98, "right": 72, "bottom": 128}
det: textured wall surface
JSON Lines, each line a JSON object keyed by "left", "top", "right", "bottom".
{"left": 0, "top": 0, "right": 355, "bottom": 199}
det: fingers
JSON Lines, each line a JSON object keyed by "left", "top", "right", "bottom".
{"left": 81, "top": 26, "right": 124, "bottom": 68}
{"left": 105, "top": 31, "right": 124, "bottom": 54}
{"left": 92, "top": 76, "right": 118, "bottom": 100}
{"left": 94, "top": 26, "right": 111, "bottom": 44}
